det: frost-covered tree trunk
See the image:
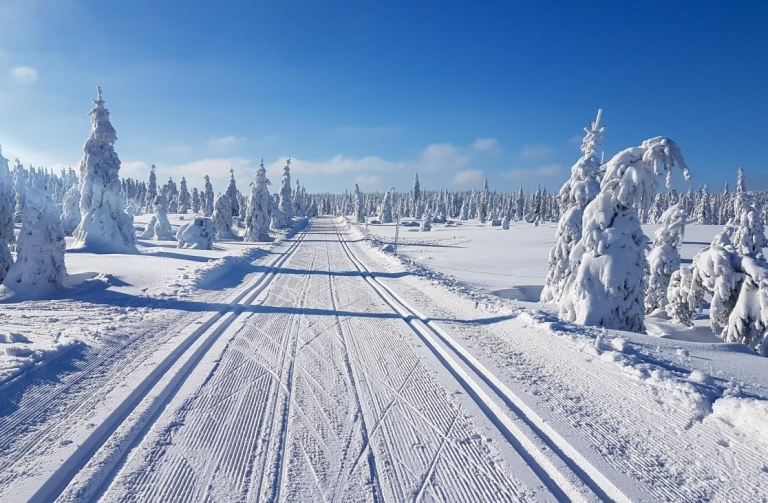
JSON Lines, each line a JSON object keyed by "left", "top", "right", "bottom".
{"left": 60, "top": 185, "right": 82, "bottom": 236}
{"left": 2, "top": 186, "right": 67, "bottom": 294}
{"left": 560, "top": 137, "right": 691, "bottom": 333}
{"left": 203, "top": 175, "right": 215, "bottom": 217}
{"left": 645, "top": 204, "right": 686, "bottom": 313}
{"left": 0, "top": 144, "right": 16, "bottom": 283}
{"left": 72, "top": 87, "right": 137, "bottom": 253}
{"left": 212, "top": 193, "right": 235, "bottom": 239}
{"left": 243, "top": 161, "right": 272, "bottom": 242}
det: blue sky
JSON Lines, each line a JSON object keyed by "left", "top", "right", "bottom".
{"left": 1, "top": 0, "right": 767, "bottom": 195}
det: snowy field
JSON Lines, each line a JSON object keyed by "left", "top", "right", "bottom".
{"left": 0, "top": 215, "right": 767, "bottom": 502}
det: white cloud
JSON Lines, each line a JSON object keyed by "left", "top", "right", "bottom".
{"left": 501, "top": 164, "right": 565, "bottom": 181}
{"left": 452, "top": 169, "right": 484, "bottom": 186}
{"left": 471, "top": 138, "right": 498, "bottom": 152}
{"left": 8, "top": 66, "right": 38, "bottom": 85}
{"left": 419, "top": 143, "right": 470, "bottom": 172}
{"left": 270, "top": 155, "right": 404, "bottom": 176}
{"left": 207, "top": 135, "right": 246, "bottom": 150}
{"left": 354, "top": 175, "right": 382, "bottom": 188}
{"left": 519, "top": 144, "right": 552, "bottom": 161}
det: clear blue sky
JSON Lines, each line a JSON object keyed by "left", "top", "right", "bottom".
{"left": 1, "top": 0, "right": 767, "bottom": 195}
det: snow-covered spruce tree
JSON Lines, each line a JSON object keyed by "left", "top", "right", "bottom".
{"left": 146, "top": 164, "right": 157, "bottom": 213}
{"left": 378, "top": 188, "right": 394, "bottom": 223}
{"left": 2, "top": 184, "right": 67, "bottom": 294}
{"left": 559, "top": 137, "right": 691, "bottom": 333}
{"left": 72, "top": 87, "right": 137, "bottom": 253}
{"left": 420, "top": 211, "right": 432, "bottom": 232}
{"left": 212, "top": 193, "right": 235, "bottom": 239}
{"left": 695, "top": 184, "right": 711, "bottom": 224}
{"left": 479, "top": 178, "right": 490, "bottom": 223}
{"left": 644, "top": 203, "right": 687, "bottom": 313}
{"left": 191, "top": 187, "right": 200, "bottom": 214}
{"left": 60, "top": 185, "right": 82, "bottom": 236}
{"left": 151, "top": 193, "right": 174, "bottom": 240}
{"left": 176, "top": 217, "right": 215, "bottom": 250}
{"left": 277, "top": 158, "right": 293, "bottom": 226}
{"left": 412, "top": 173, "right": 422, "bottom": 218}
{"left": 224, "top": 168, "right": 240, "bottom": 217}
{"left": 203, "top": 175, "right": 214, "bottom": 217}
{"left": 541, "top": 109, "right": 605, "bottom": 303}
{"left": 353, "top": 183, "right": 365, "bottom": 223}
{"left": 515, "top": 186, "right": 524, "bottom": 221}
{"left": 0, "top": 143, "right": 16, "bottom": 283}
{"left": 177, "top": 177, "right": 190, "bottom": 214}
{"left": 243, "top": 160, "right": 272, "bottom": 242}
{"left": 731, "top": 205, "right": 767, "bottom": 259}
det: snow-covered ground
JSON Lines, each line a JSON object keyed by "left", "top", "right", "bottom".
{"left": 0, "top": 215, "right": 766, "bottom": 502}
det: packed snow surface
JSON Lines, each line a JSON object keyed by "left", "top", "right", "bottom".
{"left": 0, "top": 216, "right": 766, "bottom": 502}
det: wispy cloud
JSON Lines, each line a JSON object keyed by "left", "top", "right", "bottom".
{"left": 452, "top": 169, "right": 484, "bottom": 186}
{"left": 267, "top": 155, "right": 404, "bottom": 177}
{"left": 333, "top": 125, "right": 405, "bottom": 141}
{"left": 418, "top": 143, "right": 470, "bottom": 172}
{"left": 8, "top": 66, "right": 38, "bottom": 84}
{"left": 471, "top": 138, "right": 498, "bottom": 152}
{"left": 519, "top": 144, "right": 552, "bottom": 161}
{"left": 354, "top": 175, "right": 382, "bottom": 188}
{"left": 501, "top": 164, "right": 564, "bottom": 181}
{"left": 207, "top": 135, "right": 246, "bottom": 150}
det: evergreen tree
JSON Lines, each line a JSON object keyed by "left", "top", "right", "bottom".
{"left": 645, "top": 204, "right": 687, "bottom": 313}
{"left": 0, "top": 143, "right": 15, "bottom": 283}
{"left": 224, "top": 168, "right": 240, "bottom": 217}
{"left": 146, "top": 165, "right": 157, "bottom": 213}
{"left": 244, "top": 159, "right": 272, "bottom": 242}
{"left": 177, "top": 176, "right": 190, "bottom": 214}
{"left": 72, "top": 87, "right": 137, "bottom": 253}
{"left": 412, "top": 173, "right": 422, "bottom": 218}
{"left": 191, "top": 187, "right": 200, "bottom": 214}
{"left": 212, "top": 193, "right": 234, "bottom": 239}
{"left": 353, "top": 183, "right": 365, "bottom": 223}
{"left": 203, "top": 175, "right": 214, "bottom": 217}
{"left": 275, "top": 158, "right": 293, "bottom": 228}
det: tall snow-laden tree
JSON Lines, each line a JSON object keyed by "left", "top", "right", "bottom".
{"left": 177, "top": 176, "right": 190, "bottom": 214}
{"left": 151, "top": 193, "right": 174, "bottom": 240}
{"left": 244, "top": 160, "right": 272, "bottom": 242}
{"left": 479, "top": 178, "right": 490, "bottom": 223}
{"left": 279, "top": 157, "right": 293, "bottom": 222}
{"left": 378, "top": 188, "right": 394, "bottom": 223}
{"left": 353, "top": 183, "right": 365, "bottom": 223}
{"left": 0, "top": 143, "right": 16, "bottom": 283}
{"left": 191, "top": 187, "right": 200, "bottom": 214}
{"left": 644, "top": 204, "right": 687, "bottom": 313}
{"left": 559, "top": 137, "right": 691, "bottom": 333}
{"left": 203, "top": 175, "right": 214, "bottom": 217}
{"left": 72, "top": 87, "right": 137, "bottom": 253}
{"left": 412, "top": 173, "right": 422, "bottom": 218}
{"left": 225, "top": 168, "right": 240, "bottom": 217}
{"left": 212, "top": 193, "right": 235, "bottom": 239}
{"left": 542, "top": 109, "right": 605, "bottom": 303}
{"left": 146, "top": 165, "right": 157, "bottom": 213}
{"left": 61, "top": 185, "right": 82, "bottom": 236}
{"left": 1, "top": 185, "right": 67, "bottom": 294}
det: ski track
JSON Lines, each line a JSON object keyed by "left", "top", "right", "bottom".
{"left": 96, "top": 219, "right": 532, "bottom": 502}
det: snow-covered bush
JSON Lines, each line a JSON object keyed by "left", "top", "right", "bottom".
{"left": 243, "top": 160, "right": 271, "bottom": 242}
{"left": 212, "top": 193, "right": 235, "bottom": 239}
{"left": 140, "top": 215, "right": 157, "bottom": 239}
{"left": 2, "top": 186, "right": 67, "bottom": 294}
{"left": 176, "top": 217, "right": 215, "bottom": 250}
{"left": 72, "top": 87, "right": 137, "bottom": 253}
{"left": 501, "top": 214, "right": 510, "bottom": 229}
{"left": 420, "top": 212, "right": 432, "bottom": 232}
{"left": 645, "top": 204, "right": 687, "bottom": 313}
{"left": 560, "top": 137, "right": 690, "bottom": 333}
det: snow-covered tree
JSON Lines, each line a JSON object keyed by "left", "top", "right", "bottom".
{"left": 151, "top": 193, "right": 174, "bottom": 240}
{"left": 212, "top": 193, "right": 235, "bottom": 239}
{"left": 412, "top": 173, "right": 422, "bottom": 218}
{"left": 203, "top": 175, "right": 214, "bottom": 217}
{"left": 278, "top": 158, "right": 293, "bottom": 225}
{"left": 645, "top": 204, "right": 687, "bottom": 313}
{"left": 1, "top": 185, "right": 67, "bottom": 294}
{"left": 225, "top": 168, "right": 240, "bottom": 217}
{"left": 560, "top": 137, "right": 691, "bottom": 333}
{"left": 0, "top": 143, "right": 15, "bottom": 283}
{"left": 177, "top": 177, "right": 190, "bottom": 214}
{"left": 420, "top": 211, "right": 432, "bottom": 231}
{"left": 243, "top": 160, "right": 272, "bottom": 242}
{"left": 176, "top": 217, "right": 215, "bottom": 250}
{"left": 378, "top": 188, "right": 394, "bottom": 223}
{"left": 60, "top": 185, "right": 82, "bottom": 236}
{"left": 542, "top": 110, "right": 605, "bottom": 303}
{"left": 191, "top": 187, "right": 200, "bottom": 214}
{"left": 146, "top": 165, "right": 157, "bottom": 213}
{"left": 72, "top": 87, "right": 137, "bottom": 253}
{"left": 353, "top": 183, "right": 365, "bottom": 223}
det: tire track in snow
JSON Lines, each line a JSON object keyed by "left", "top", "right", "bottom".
{"left": 332, "top": 219, "right": 630, "bottom": 503}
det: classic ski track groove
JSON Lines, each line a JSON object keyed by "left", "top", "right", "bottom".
{"left": 14, "top": 223, "right": 312, "bottom": 503}
{"left": 331, "top": 219, "right": 631, "bottom": 503}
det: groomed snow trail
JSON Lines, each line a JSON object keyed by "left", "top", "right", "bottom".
{"left": 92, "top": 218, "right": 545, "bottom": 502}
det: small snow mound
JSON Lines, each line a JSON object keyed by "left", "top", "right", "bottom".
{"left": 709, "top": 396, "right": 768, "bottom": 448}
{"left": 688, "top": 370, "right": 714, "bottom": 385}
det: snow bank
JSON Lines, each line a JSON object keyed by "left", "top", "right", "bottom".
{"left": 708, "top": 396, "right": 768, "bottom": 449}
{"left": 0, "top": 330, "right": 80, "bottom": 386}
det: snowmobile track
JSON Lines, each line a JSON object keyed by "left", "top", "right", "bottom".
{"left": 331, "top": 219, "right": 631, "bottom": 503}
{"left": 19, "top": 223, "right": 312, "bottom": 503}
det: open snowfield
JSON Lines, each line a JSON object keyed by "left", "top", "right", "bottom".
{"left": 0, "top": 215, "right": 767, "bottom": 502}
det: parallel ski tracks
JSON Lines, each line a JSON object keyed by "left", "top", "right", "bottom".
{"left": 6, "top": 223, "right": 312, "bottom": 503}
{"left": 331, "top": 219, "right": 631, "bottom": 503}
